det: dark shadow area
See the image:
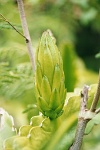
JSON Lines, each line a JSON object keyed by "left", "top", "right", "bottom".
{"left": 75, "top": 24, "right": 100, "bottom": 72}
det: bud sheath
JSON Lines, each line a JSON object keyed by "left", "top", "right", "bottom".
{"left": 35, "top": 30, "right": 66, "bottom": 119}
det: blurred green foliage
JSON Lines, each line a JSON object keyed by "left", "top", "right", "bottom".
{"left": 0, "top": 0, "right": 100, "bottom": 71}
{"left": 60, "top": 42, "right": 77, "bottom": 91}
{"left": 0, "top": 0, "right": 100, "bottom": 150}
{"left": 1, "top": 84, "right": 100, "bottom": 150}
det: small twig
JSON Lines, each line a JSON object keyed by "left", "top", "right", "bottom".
{"left": 70, "top": 71, "right": 100, "bottom": 150}
{"left": 17, "top": 0, "right": 35, "bottom": 71}
{"left": 70, "top": 85, "right": 89, "bottom": 150}
{"left": 0, "top": 13, "right": 26, "bottom": 40}
{"left": 95, "top": 108, "right": 100, "bottom": 114}
{"left": 90, "top": 71, "right": 100, "bottom": 112}
{"left": 80, "top": 85, "right": 89, "bottom": 112}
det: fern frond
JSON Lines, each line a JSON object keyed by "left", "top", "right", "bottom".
{"left": 0, "top": 47, "right": 29, "bottom": 66}
{"left": 0, "top": 47, "right": 34, "bottom": 100}
{"left": 0, "top": 22, "right": 22, "bottom": 30}
{"left": 0, "top": 62, "right": 34, "bottom": 98}
{"left": 0, "top": 14, "right": 21, "bottom": 31}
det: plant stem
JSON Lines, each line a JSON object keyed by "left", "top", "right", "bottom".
{"left": 17, "top": 0, "right": 35, "bottom": 72}
{"left": 70, "top": 72, "right": 100, "bottom": 150}
{"left": 70, "top": 85, "right": 89, "bottom": 150}
{"left": 90, "top": 71, "right": 100, "bottom": 112}
{"left": 70, "top": 119, "right": 88, "bottom": 150}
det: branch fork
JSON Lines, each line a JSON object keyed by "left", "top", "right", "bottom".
{"left": 70, "top": 72, "right": 100, "bottom": 150}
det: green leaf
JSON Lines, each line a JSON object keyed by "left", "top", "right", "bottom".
{"left": 4, "top": 136, "right": 17, "bottom": 150}
{"left": 95, "top": 52, "right": 100, "bottom": 58}
{"left": 4, "top": 116, "right": 54, "bottom": 150}
{"left": 30, "top": 115, "right": 45, "bottom": 127}
{"left": 0, "top": 108, "right": 16, "bottom": 149}
{"left": 13, "top": 137, "right": 30, "bottom": 150}
{"left": 36, "top": 62, "right": 43, "bottom": 92}
{"left": 52, "top": 64, "right": 61, "bottom": 90}
{"left": 87, "top": 84, "right": 98, "bottom": 109}
{"left": 49, "top": 127, "right": 76, "bottom": 150}
{"left": 49, "top": 88, "right": 59, "bottom": 109}
{"left": 45, "top": 114, "right": 77, "bottom": 150}
{"left": 40, "top": 76, "right": 51, "bottom": 104}
{"left": 85, "top": 113, "right": 100, "bottom": 135}
{"left": 5, "top": 136, "right": 32, "bottom": 150}
{"left": 29, "top": 127, "right": 49, "bottom": 149}
{"left": 60, "top": 42, "right": 77, "bottom": 91}
{"left": 41, "top": 118, "right": 52, "bottom": 132}
{"left": 43, "top": 46, "right": 54, "bottom": 86}
{"left": 46, "top": 31, "right": 59, "bottom": 66}
{"left": 37, "top": 96, "right": 50, "bottom": 114}
{"left": 62, "top": 94, "right": 80, "bottom": 119}
{"left": 85, "top": 121, "right": 94, "bottom": 135}
{"left": 19, "top": 125, "right": 32, "bottom": 136}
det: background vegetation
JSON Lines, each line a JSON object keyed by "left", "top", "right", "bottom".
{"left": 0, "top": 0, "right": 100, "bottom": 149}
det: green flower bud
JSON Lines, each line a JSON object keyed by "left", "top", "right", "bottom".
{"left": 35, "top": 30, "right": 66, "bottom": 119}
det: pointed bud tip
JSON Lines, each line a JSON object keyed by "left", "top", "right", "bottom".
{"left": 42, "top": 29, "right": 56, "bottom": 44}
{"left": 43, "top": 29, "right": 52, "bottom": 36}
